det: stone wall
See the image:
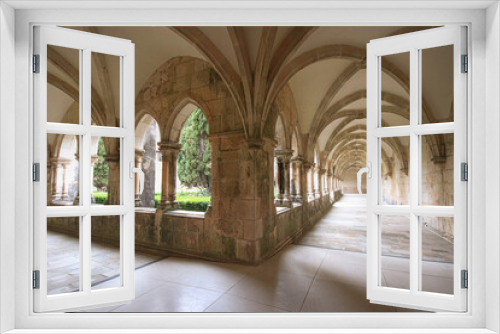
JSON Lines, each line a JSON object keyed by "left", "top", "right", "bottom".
{"left": 380, "top": 134, "right": 454, "bottom": 240}
{"left": 47, "top": 190, "right": 339, "bottom": 265}
{"left": 342, "top": 168, "right": 366, "bottom": 194}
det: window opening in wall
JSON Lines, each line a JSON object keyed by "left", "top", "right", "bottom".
{"left": 37, "top": 25, "right": 464, "bottom": 313}
{"left": 175, "top": 108, "right": 212, "bottom": 212}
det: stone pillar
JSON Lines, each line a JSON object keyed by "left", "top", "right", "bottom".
{"left": 60, "top": 161, "right": 72, "bottom": 200}
{"left": 274, "top": 149, "right": 293, "bottom": 208}
{"left": 291, "top": 156, "right": 303, "bottom": 203}
{"left": 134, "top": 149, "right": 145, "bottom": 207}
{"left": 320, "top": 169, "right": 327, "bottom": 195}
{"left": 327, "top": 171, "right": 333, "bottom": 199}
{"left": 105, "top": 154, "right": 120, "bottom": 205}
{"left": 304, "top": 162, "right": 315, "bottom": 201}
{"left": 90, "top": 155, "right": 98, "bottom": 203}
{"left": 314, "top": 166, "right": 321, "bottom": 197}
{"left": 50, "top": 158, "right": 63, "bottom": 202}
{"left": 158, "top": 142, "right": 182, "bottom": 209}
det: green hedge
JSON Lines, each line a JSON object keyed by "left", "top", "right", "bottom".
{"left": 92, "top": 190, "right": 211, "bottom": 212}
{"left": 154, "top": 191, "right": 210, "bottom": 212}
{"left": 92, "top": 192, "right": 108, "bottom": 204}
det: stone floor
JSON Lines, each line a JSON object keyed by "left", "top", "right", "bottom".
{"left": 47, "top": 194, "right": 454, "bottom": 312}
{"left": 296, "top": 194, "right": 454, "bottom": 263}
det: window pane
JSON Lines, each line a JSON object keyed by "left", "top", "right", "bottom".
{"left": 421, "top": 45, "right": 454, "bottom": 124}
{"left": 380, "top": 215, "right": 410, "bottom": 290}
{"left": 91, "top": 215, "right": 122, "bottom": 290}
{"left": 92, "top": 52, "right": 121, "bottom": 127}
{"left": 421, "top": 216, "right": 454, "bottom": 295}
{"left": 380, "top": 136, "right": 410, "bottom": 205}
{"left": 47, "top": 45, "right": 80, "bottom": 124}
{"left": 91, "top": 137, "right": 121, "bottom": 206}
{"left": 47, "top": 134, "right": 80, "bottom": 206}
{"left": 47, "top": 217, "right": 80, "bottom": 295}
{"left": 381, "top": 52, "right": 410, "bottom": 127}
{"left": 421, "top": 134, "right": 454, "bottom": 206}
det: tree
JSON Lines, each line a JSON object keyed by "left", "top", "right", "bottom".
{"left": 93, "top": 137, "right": 109, "bottom": 192}
{"left": 177, "top": 108, "right": 211, "bottom": 191}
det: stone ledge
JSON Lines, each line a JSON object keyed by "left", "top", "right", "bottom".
{"left": 164, "top": 209, "right": 205, "bottom": 219}
{"left": 135, "top": 207, "right": 156, "bottom": 213}
{"left": 276, "top": 207, "right": 291, "bottom": 215}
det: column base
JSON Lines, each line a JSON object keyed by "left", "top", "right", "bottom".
{"left": 135, "top": 198, "right": 143, "bottom": 207}
{"left": 291, "top": 195, "right": 303, "bottom": 203}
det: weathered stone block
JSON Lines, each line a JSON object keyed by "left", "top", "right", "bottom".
{"left": 186, "top": 219, "right": 203, "bottom": 233}
{"left": 217, "top": 219, "right": 243, "bottom": 238}
{"left": 221, "top": 236, "right": 236, "bottom": 258}
{"left": 238, "top": 200, "right": 256, "bottom": 220}
{"left": 236, "top": 239, "right": 255, "bottom": 263}
{"left": 255, "top": 219, "right": 264, "bottom": 239}
{"left": 171, "top": 217, "right": 187, "bottom": 232}
{"left": 243, "top": 220, "right": 256, "bottom": 240}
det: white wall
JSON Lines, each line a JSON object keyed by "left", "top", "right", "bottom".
{"left": 0, "top": 2, "right": 16, "bottom": 333}
{"left": 485, "top": 2, "right": 500, "bottom": 332}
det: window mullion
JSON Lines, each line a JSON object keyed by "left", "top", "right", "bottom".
{"left": 409, "top": 47, "right": 420, "bottom": 295}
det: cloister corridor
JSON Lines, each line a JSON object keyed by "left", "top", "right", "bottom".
{"left": 41, "top": 26, "right": 458, "bottom": 313}
{"left": 46, "top": 194, "right": 453, "bottom": 313}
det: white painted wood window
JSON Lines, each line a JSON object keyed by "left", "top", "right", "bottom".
{"left": 33, "top": 26, "right": 136, "bottom": 312}
{"left": 366, "top": 26, "right": 467, "bottom": 312}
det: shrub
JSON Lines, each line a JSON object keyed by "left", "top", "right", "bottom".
{"left": 153, "top": 190, "right": 210, "bottom": 212}
{"left": 92, "top": 192, "right": 108, "bottom": 204}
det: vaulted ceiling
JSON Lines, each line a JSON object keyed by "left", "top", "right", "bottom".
{"left": 48, "top": 25, "right": 453, "bottom": 179}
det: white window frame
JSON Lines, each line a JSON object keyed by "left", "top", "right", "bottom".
{"left": 366, "top": 26, "right": 468, "bottom": 312}
{"left": 33, "top": 26, "right": 136, "bottom": 313}
{"left": 1, "top": 2, "right": 498, "bottom": 333}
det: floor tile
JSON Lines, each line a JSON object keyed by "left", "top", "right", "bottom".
{"left": 227, "top": 270, "right": 313, "bottom": 311}
{"left": 255, "top": 245, "right": 327, "bottom": 277}
{"left": 204, "top": 294, "right": 287, "bottom": 313}
{"left": 112, "top": 282, "right": 222, "bottom": 312}
{"left": 382, "top": 269, "right": 410, "bottom": 290}
{"left": 301, "top": 279, "right": 396, "bottom": 312}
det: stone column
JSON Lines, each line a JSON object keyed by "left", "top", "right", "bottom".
{"left": 319, "top": 169, "right": 327, "bottom": 195}
{"left": 60, "top": 160, "right": 72, "bottom": 201}
{"left": 90, "top": 155, "right": 98, "bottom": 203}
{"left": 327, "top": 171, "right": 333, "bottom": 199}
{"left": 158, "top": 142, "right": 182, "bottom": 210}
{"left": 304, "top": 162, "right": 315, "bottom": 201}
{"left": 291, "top": 156, "right": 303, "bottom": 203}
{"left": 50, "top": 158, "right": 63, "bottom": 202}
{"left": 134, "top": 149, "right": 145, "bottom": 207}
{"left": 314, "top": 166, "right": 321, "bottom": 197}
{"left": 274, "top": 149, "right": 293, "bottom": 208}
{"left": 104, "top": 154, "right": 120, "bottom": 205}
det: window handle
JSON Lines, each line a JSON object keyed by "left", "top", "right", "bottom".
{"left": 129, "top": 161, "right": 145, "bottom": 195}
{"left": 357, "top": 162, "right": 371, "bottom": 194}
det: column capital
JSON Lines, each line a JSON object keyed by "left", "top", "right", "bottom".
{"left": 104, "top": 155, "right": 120, "bottom": 163}
{"left": 135, "top": 149, "right": 145, "bottom": 157}
{"left": 274, "top": 149, "right": 294, "bottom": 158}
{"left": 158, "top": 142, "right": 182, "bottom": 153}
{"left": 303, "top": 161, "right": 314, "bottom": 170}
{"left": 245, "top": 139, "right": 266, "bottom": 150}
{"left": 320, "top": 168, "right": 327, "bottom": 175}
{"left": 50, "top": 157, "right": 72, "bottom": 166}
{"left": 291, "top": 156, "right": 304, "bottom": 163}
